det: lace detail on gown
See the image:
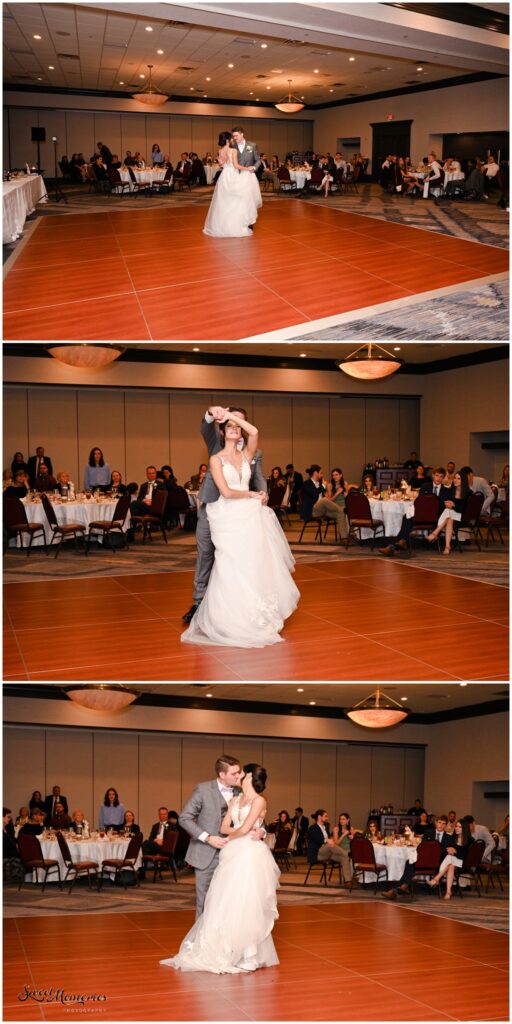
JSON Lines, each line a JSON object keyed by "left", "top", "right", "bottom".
{"left": 181, "top": 457, "right": 299, "bottom": 648}
{"left": 160, "top": 797, "right": 280, "bottom": 974}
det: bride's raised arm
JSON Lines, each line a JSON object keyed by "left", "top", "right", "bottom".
{"left": 227, "top": 796, "right": 266, "bottom": 842}
{"left": 224, "top": 410, "right": 259, "bottom": 460}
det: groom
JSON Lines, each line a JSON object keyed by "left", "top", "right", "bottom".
{"left": 232, "top": 126, "right": 261, "bottom": 228}
{"left": 182, "top": 406, "right": 267, "bottom": 624}
{"left": 180, "top": 755, "right": 264, "bottom": 918}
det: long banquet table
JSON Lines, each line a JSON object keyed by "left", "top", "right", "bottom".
{"left": 31, "top": 835, "right": 142, "bottom": 882}
{"left": 17, "top": 496, "right": 130, "bottom": 546}
{"left": 3, "top": 174, "right": 47, "bottom": 243}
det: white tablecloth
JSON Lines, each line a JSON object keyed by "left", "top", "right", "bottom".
{"left": 119, "top": 168, "right": 167, "bottom": 191}
{"left": 3, "top": 175, "right": 47, "bottom": 243}
{"left": 18, "top": 498, "right": 129, "bottom": 546}
{"left": 363, "top": 842, "right": 418, "bottom": 882}
{"left": 361, "top": 498, "right": 414, "bottom": 539}
{"left": 289, "top": 169, "right": 311, "bottom": 189}
{"left": 205, "top": 164, "right": 220, "bottom": 185}
{"left": 32, "top": 836, "right": 142, "bottom": 882}
{"left": 444, "top": 170, "right": 465, "bottom": 184}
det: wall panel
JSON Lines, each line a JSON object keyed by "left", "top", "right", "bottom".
{"left": 292, "top": 396, "right": 330, "bottom": 476}
{"left": 124, "top": 391, "right": 169, "bottom": 484}
{"left": 329, "top": 396, "right": 366, "bottom": 483}
{"left": 370, "top": 746, "right": 406, "bottom": 812}
{"left": 138, "top": 733, "right": 183, "bottom": 836}
{"left": 3, "top": 388, "right": 29, "bottom": 469}
{"left": 404, "top": 747, "right": 425, "bottom": 811}
{"left": 300, "top": 742, "right": 337, "bottom": 822}
{"left": 181, "top": 736, "right": 223, "bottom": 804}
{"left": 77, "top": 390, "right": 125, "bottom": 489}
{"left": 336, "top": 744, "right": 372, "bottom": 827}
{"left": 65, "top": 111, "right": 95, "bottom": 164}
{"left": 261, "top": 739, "right": 301, "bottom": 822}
{"left": 399, "top": 399, "right": 420, "bottom": 463}
{"left": 120, "top": 113, "right": 148, "bottom": 159}
{"left": 45, "top": 729, "right": 93, "bottom": 823}
{"left": 94, "top": 112, "right": 122, "bottom": 160}
{"left": 92, "top": 732, "right": 139, "bottom": 830}
{"left": 253, "top": 395, "right": 293, "bottom": 475}
{"left": 3, "top": 727, "right": 46, "bottom": 817}
{"left": 27, "top": 388, "right": 79, "bottom": 483}
{"left": 169, "top": 115, "right": 192, "bottom": 158}
{"left": 365, "top": 398, "right": 400, "bottom": 465}
{"left": 169, "top": 392, "right": 213, "bottom": 486}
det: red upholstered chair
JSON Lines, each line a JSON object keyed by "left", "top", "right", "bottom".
{"left": 86, "top": 493, "right": 131, "bottom": 553}
{"left": 411, "top": 840, "right": 441, "bottom": 894}
{"left": 41, "top": 493, "right": 86, "bottom": 557}
{"left": 455, "top": 492, "right": 485, "bottom": 551}
{"left": 130, "top": 489, "right": 168, "bottom": 544}
{"left": 276, "top": 166, "right": 297, "bottom": 191}
{"left": 99, "top": 832, "right": 143, "bottom": 889}
{"left": 17, "top": 833, "right": 62, "bottom": 891}
{"left": 271, "top": 829, "right": 294, "bottom": 873}
{"left": 107, "top": 167, "right": 130, "bottom": 195}
{"left": 349, "top": 836, "right": 388, "bottom": 894}
{"left": 479, "top": 496, "right": 508, "bottom": 546}
{"left": 4, "top": 498, "right": 48, "bottom": 556}
{"left": 56, "top": 831, "right": 99, "bottom": 892}
{"left": 345, "top": 492, "right": 384, "bottom": 550}
{"left": 453, "top": 839, "right": 486, "bottom": 897}
{"left": 142, "top": 829, "right": 178, "bottom": 883}
{"left": 408, "top": 494, "right": 440, "bottom": 552}
{"left": 478, "top": 837, "right": 509, "bottom": 893}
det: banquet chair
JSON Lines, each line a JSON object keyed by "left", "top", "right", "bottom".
{"left": 41, "top": 493, "right": 86, "bottom": 558}
{"left": 455, "top": 492, "right": 485, "bottom": 551}
{"left": 272, "top": 830, "right": 294, "bottom": 872}
{"left": 174, "top": 165, "right": 192, "bottom": 191}
{"left": 303, "top": 858, "right": 328, "bottom": 887}
{"left": 107, "top": 167, "right": 130, "bottom": 195}
{"left": 345, "top": 492, "right": 384, "bottom": 550}
{"left": 298, "top": 516, "right": 325, "bottom": 544}
{"left": 127, "top": 166, "right": 150, "bottom": 195}
{"left": 344, "top": 165, "right": 361, "bottom": 194}
{"left": 408, "top": 494, "right": 440, "bottom": 553}
{"left": 305, "top": 166, "right": 324, "bottom": 192}
{"left": 276, "top": 166, "right": 297, "bottom": 192}
{"left": 453, "top": 839, "right": 486, "bottom": 897}
{"left": 130, "top": 489, "right": 168, "bottom": 544}
{"left": 152, "top": 166, "right": 173, "bottom": 194}
{"left": 99, "top": 832, "right": 143, "bottom": 889}
{"left": 411, "top": 840, "right": 441, "bottom": 896}
{"left": 478, "top": 838, "right": 509, "bottom": 893}
{"left": 86, "top": 493, "right": 131, "bottom": 553}
{"left": 17, "top": 834, "right": 62, "bottom": 892}
{"left": 142, "top": 829, "right": 178, "bottom": 883}
{"left": 4, "top": 498, "right": 48, "bottom": 556}
{"left": 56, "top": 831, "right": 99, "bottom": 892}
{"left": 349, "top": 837, "right": 388, "bottom": 894}
{"left": 478, "top": 496, "right": 508, "bottom": 546}
{"left": 86, "top": 163, "right": 100, "bottom": 193}
{"left": 167, "top": 485, "right": 195, "bottom": 530}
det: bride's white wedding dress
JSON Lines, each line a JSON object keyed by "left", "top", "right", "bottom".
{"left": 160, "top": 798, "right": 280, "bottom": 974}
{"left": 181, "top": 456, "right": 300, "bottom": 647}
{"left": 203, "top": 149, "right": 262, "bottom": 237}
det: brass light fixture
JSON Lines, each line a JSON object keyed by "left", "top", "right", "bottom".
{"left": 338, "top": 343, "right": 403, "bottom": 380}
{"left": 346, "top": 687, "right": 409, "bottom": 728}
{"left": 275, "top": 80, "right": 305, "bottom": 113}
{"left": 132, "top": 64, "right": 169, "bottom": 106}
{"left": 47, "top": 344, "right": 125, "bottom": 368}
{"left": 65, "top": 685, "right": 140, "bottom": 711}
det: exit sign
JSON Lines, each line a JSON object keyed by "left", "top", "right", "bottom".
{"left": 387, "top": 114, "right": 394, "bottom": 120}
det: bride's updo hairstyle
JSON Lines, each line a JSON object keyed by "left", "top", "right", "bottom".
{"left": 219, "top": 407, "right": 248, "bottom": 448}
{"left": 218, "top": 131, "right": 232, "bottom": 147}
{"left": 243, "top": 763, "right": 267, "bottom": 794}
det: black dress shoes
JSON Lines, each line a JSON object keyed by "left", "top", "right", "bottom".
{"left": 182, "top": 604, "right": 198, "bottom": 623}
{"left": 378, "top": 545, "right": 395, "bottom": 557}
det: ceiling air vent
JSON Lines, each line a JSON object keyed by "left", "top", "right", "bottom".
{"left": 176, "top": 65, "right": 197, "bottom": 72}
{"left": 56, "top": 52, "right": 79, "bottom": 60}
{"left": 331, "top": 82, "right": 345, "bottom": 86}
{"left": 13, "top": 74, "right": 33, "bottom": 80}
{"left": 8, "top": 48, "right": 34, "bottom": 55}
{"left": 284, "top": 39, "right": 306, "bottom": 46}
{"left": 233, "top": 37, "right": 257, "bottom": 45}
{"left": 166, "top": 20, "right": 192, "bottom": 28}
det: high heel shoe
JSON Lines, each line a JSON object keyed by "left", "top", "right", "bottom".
{"left": 427, "top": 878, "right": 438, "bottom": 888}
{"left": 442, "top": 547, "right": 451, "bottom": 555}
{"left": 426, "top": 533, "right": 437, "bottom": 543}
{"left": 443, "top": 893, "right": 452, "bottom": 900}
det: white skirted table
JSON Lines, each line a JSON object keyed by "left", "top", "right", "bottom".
{"left": 17, "top": 496, "right": 130, "bottom": 547}
{"left": 362, "top": 497, "right": 414, "bottom": 539}
{"left": 364, "top": 842, "right": 418, "bottom": 882}
{"left": 3, "top": 174, "right": 47, "bottom": 243}
{"left": 31, "top": 835, "right": 142, "bottom": 882}
{"left": 289, "top": 169, "right": 311, "bottom": 189}
{"left": 205, "top": 164, "right": 221, "bottom": 185}
{"left": 119, "top": 168, "right": 167, "bottom": 191}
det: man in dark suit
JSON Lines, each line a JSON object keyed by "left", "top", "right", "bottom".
{"left": 379, "top": 467, "right": 452, "bottom": 556}
{"left": 301, "top": 466, "right": 348, "bottom": 543}
{"left": 35, "top": 464, "right": 58, "bottom": 491}
{"left": 97, "top": 140, "right": 112, "bottom": 167}
{"left": 284, "top": 464, "right": 303, "bottom": 513}
{"left": 28, "top": 447, "right": 53, "bottom": 487}
{"left": 382, "top": 815, "right": 452, "bottom": 898}
{"left": 44, "top": 786, "right": 68, "bottom": 822}
{"left": 307, "top": 809, "right": 345, "bottom": 869}
{"left": 142, "top": 806, "right": 175, "bottom": 857}
{"left": 189, "top": 153, "right": 206, "bottom": 187}
{"left": 292, "top": 806, "right": 308, "bottom": 856}
{"left": 130, "top": 466, "right": 165, "bottom": 517}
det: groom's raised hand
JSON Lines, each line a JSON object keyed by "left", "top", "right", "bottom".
{"left": 208, "top": 405, "right": 230, "bottom": 422}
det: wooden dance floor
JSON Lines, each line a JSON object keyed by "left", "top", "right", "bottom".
{"left": 4, "top": 559, "right": 508, "bottom": 681}
{"left": 3, "top": 201, "right": 509, "bottom": 340}
{"left": 5, "top": 902, "right": 509, "bottom": 1021}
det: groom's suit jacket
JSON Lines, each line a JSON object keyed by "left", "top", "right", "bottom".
{"left": 180, "top": 780, "right": 240, "bottom": 869}
{"left": 235, "top": 140, "right": 261, "bottom": 172}
{"left": 198, "top": 416, "right": 267, "bottom": 504}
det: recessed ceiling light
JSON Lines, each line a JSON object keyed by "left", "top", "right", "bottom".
{"left": 193, "top": 347, "right": 200, "bottom": 351}
{"left": 139, "top": 74, "right": 145, "bottom": 79}
{"left": 37, "top": 77, "right": 43, "bottom": 81}
{"left": 309, "top": 701, "right": 316, "bottom": 705}
{"left": 349, "top": 57, "right": 355, "bottom": 61}
{"left": 203, "top": 94, "right": 207, "bottom": 98}
{"left": 460, "top": 682, "right": 468, "bottom": 687}
{"left": 228, "top": 63, "right": 234, "bottom": 68}
{"left": 145, "top": 26, "right": 153, "bottom": 32}
{"left": 417, "top": 66, "right": 423, "bottom": 71}
{"left": 313, "top": 69, "right": 319, "bottom": 73}
{"left": 33, "top": 34, "right": 42, "bottom": 40}
{"left": 190, "top": 86, "right": 194, "bottom": 90}
{"left": 249, "top": 91, "right": 253, "bottom": 95}
{"left": 300, "top": 353, "right": 307, "bottom": 358}
{"left": 401, "top": 697, "right": 407, "bottom": 701}
{"left": 297, "top": 687, "right": 304, "bottom": 692}
{"left": 261, "top": 43, "right": 268, "bottom": 49}
{"left": 329, "top": 89, "right": 334, "bottom": 93}
{"left": 206, "top": 76, "right": 211, "bottom": 81}
{"left": 256, "top": 97, "right": 260, "bottom": 101}
{"left": 119, "top": 81, "right": 124, "bottom": 85}
{"left": 301, "top": 95, "right": 305, "bottom": 99}
{"left": 394, "top": 346, "right": 401, "bottom": 351}
{"left": 206, "top": 692, "right": 213, "bottom": 697}
{"left": 48, "top": 65, "right": 54, "bottom": 70}
{"left": 266, "top": 85, "right": 271, "bottom": 90}
{"left": 157, "top": 49, "right": 164, "bottom": 55}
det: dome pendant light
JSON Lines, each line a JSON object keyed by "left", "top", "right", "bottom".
{"left": 338, "top": 343, "right": 403, "bottom": 380}
{"left": 275, "top": 80, "right": 305, "bottom": 113}
{"left": 346, "top": 688, "right": 409, "bottom": 728}
{"left": 132, "top": 64, "right": 169, "bottom": 106}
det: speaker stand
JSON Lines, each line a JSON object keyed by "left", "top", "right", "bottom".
{"left": 52, "top": 141, "right": 67, "bottom": 203}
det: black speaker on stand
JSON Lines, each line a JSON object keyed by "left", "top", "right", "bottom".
{"left": 51, "top": 136, "right": 67, "bottom": 203}
{"left": 31, "top": 126, "right": 46, "bottom": 173}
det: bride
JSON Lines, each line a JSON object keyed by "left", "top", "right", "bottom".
{"left": 203, "top": 131, "right": 262, "bottom": 237}
{"left": 160, "top": 765, "right": 280, "bottom": 974}
{"left": 181, "top": 409, "right": 299, "bottom": 647}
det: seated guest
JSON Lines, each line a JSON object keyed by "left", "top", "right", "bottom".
{"left": 99, "top": 787, "right": 125, "bottom": 831}
{"left": 203, "top": 152, "right": 214, "bottom": 165}
{"left": 134, "top": 151, "right": 146, "bottom": 167}
{"left": 408, "top": 464, "right": 428, "bottom": 489}
{"left": 460, "top": 465, "right": 494, "bottom": 513}
{"left": 463, "top": 815, "right": 495, "bottom": 862}
{"left": 332, "top": 812, "right": 355, "bottom": 885}
{"left": 168, "top": 809, "right": 189, "bottom": 867}
{"left": 159, "top": 465, "right": 177, "bottom": 489}
{"left": 189, "top": 152, "right": 206, "bottom": 186}
{"left": 483, "top": 154, "right": 500, "bottom": 190}
{"left": 413, "top": 811, "right": 431, "bottom": 836}
{"left": 28, "top": 446, "right": 53, "bottom": 486}
{"left": 307, "top": 809, "right": 347, "bottom": 871}
{"left": 408, "top": 798, "right": 427, "bottom": 817}
{"left": 3, "top": 469, "right": 13, "bottom": 490}
{"left": 443, "top": 460, "right": 456, "bottom": 486}
{"left": 51, "top": 802, "right": 72, "bottom": 830}
{"left": 4, "top": 470, "right": 29, "bottom": 499}
{"left": 84, "top": 447, "right": 111, "bottom": 492}
{"left": 19, "top": 808, "right": 46, "bottom": 837}
{"left": 186, "top": 464, "right": 207, "bottom": 491}
{"left": 110, "top": 153, "right": 122, "bottom": 170}
{"left": 44, "top": 786, "right": 68, "bottom": 821}
{"left": 15, "top": 807, "right": 31, "bottom": 837}
{"left": 29, "top": 791, "right": 46, "bottom": 814}
{"left": 446, "top": 810, "right": 457, "bottom": 834}
{"left": 124, "top": 150, "right": 136, "bottom": 166}
{"left": 110, "top": 470, "right": 128, "bottom": 495}
{"left": 499, "top": 464, "right": 509, "bottom": 493}
{"left": 464, "top": 160, "right": 486, "bottom": 199}
{"left": 267, "top": 467, "right": 287, "bottom": 509}
{"left": 301, "top": 465, "right": 348, "bottom": 544}
{"left": 121, "top": 810, "right": 140, "bottom": 835}
{"left": 174, "top": 153, "right": 191, "bottom": 183}
{"left": 361, "top": 473, "right": 376, "bottom": 495}
{"left": 151, "top": 143, "right": 164, "bottom": 167}
{"left": 131, "top": 466, "right": 165, "bottom": 516}
{"left": 442, "top": 156, "right": 462, "bottom": 175}
{"left": 366, "top": 819, "right": 383, "bottom": 841}
{"left": 260, "top": 154, "right": 280, "bottom": 191}
{"left": 3, "top": 808, "right": 18, "bottom": 860}
{"left": 427, "top": 468, "right": 472, "bottom": 553}
{"left": 403, "top": 451, "right": 421, "bottom": 469}
{"left": 497, "top": 814, "right": 509, "bottom": 837}
{"left": 284, "top": 464, "right": 303, "bottom": 513}
{"left": 70, "top": 809, "right": 88, "bottom": 834}
{"left": 162, "top": 154, "right": 173, "bottom": 171}
{"left": 427, "top": 819, "right": 473, "bottom": 898}
{"left": 291, "top": 807, "right": 308, "bottom": 856}
{"left": 11, "top": 452, "right": 29, "bottom": 476}
{"left": 426, "top": 152, "right": 443, "bottom": 191}
{"left": 142, "top": 806, "right": 172, "bottom": 857}
{"left": 35, "top": 464, "right": 58, "bottom": 492}
{"left": 268, "top": 811, "right": 293, "bottom": 838}
{"left": 56, "top": 470, "right": 75, "bottom": 496}
{"left": 379, "top": 468, "right": 453, "bottom": 556}
{"left": 92, "top": 156, "right": 107, "bottom": 181}
{"left": 382, "top": 815, "right": 451, "bottom": 898}
{"left": 327, "top": 468, "right": 349, "bottom": 508}
{"left": 423, "top": 814, "right": 452, "bottom": 850}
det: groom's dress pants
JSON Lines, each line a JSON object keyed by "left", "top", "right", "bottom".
{"left": 193, "top": 503, "right": 215, "bottom": 604}
{"left": 194, "top": 854, "right": 219, "bottom": 919}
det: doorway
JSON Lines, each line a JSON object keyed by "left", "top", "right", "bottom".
{"left": 371, "top": 120, "right": 412, "bottom": 180}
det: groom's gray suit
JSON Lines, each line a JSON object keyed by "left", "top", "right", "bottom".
{"left": 180, "top": 780, "right": 240, "bottom": 917}
{"left": 192, "top": 414, "right": 267, "bottom": 604}
{"left": 234, "top": 139, "right": 261, "bottom": 172}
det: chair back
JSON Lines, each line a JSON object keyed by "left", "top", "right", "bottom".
{"left": 148, "top": 489, "right": 168, "bottom": 517}
{"left": 414, "top": 840, "right": 441, "bottom": 871}
{"left": 273, "top": 829, "right": 292, "bottom": 853}
{"left": 18, "top": 833, "right": 44, "bottom": 865}
{"left": 350, "top": 836, "right": 377, "bottom": 867}
{"left": 4, "top": 497, "right": 28, "bottom": 528}
{"left": 41, "top": 492, "right": 59, "bottom": 528}
{"left": 128, "top": 166, "right": 137, "bottom": 184}
{"left": 56, "top": 830, "right": 72, "bottom": 865}
{"left": 345, "top": 491, "right": 372, "bottom": 523}
{"left": 309, "top": 167, "right": 324, "bottom": 184}
{"left": 162, "top": 166, "right": 173, "bottom": 183}
{"left": 123, "top": 832, "right": 143, "bottom": 864}
{"left": 107, "top": 167, "right": 122, "bottom": 187}
{"left": 353, "top": 164, "right": 362, "bottom": 182}
{"left": 412, "top": 494, "right": 439, "bottom": 527}
{"left": 277, "top": 166, "right": 292, "bottom": 182}
{"left": 112, "top": 492, "right": 131, "bottom": 525}
{"left": 167, "top": 486, "right": 192, "bottom": 513}
{"left": 161, "top": 828, "right": 178, "bottom": 856}
{"left": 461, "top": 492, "right": 485, "bottom": 527}
{"left": 461, "top": 838, "right": 486, "bottom": 873}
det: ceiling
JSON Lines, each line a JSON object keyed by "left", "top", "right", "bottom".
{"left": 18, "top": 682, "right": 508, "bottom": 715}
{"left": 3, "top": 2, "right": 508, "bottom": 104}
{"left": 118, "top": 342, "right": 508, "bottom": 365}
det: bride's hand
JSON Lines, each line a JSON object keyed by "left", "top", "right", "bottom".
{"left": 249, "top": 826, "right": 265, "bottom": 841}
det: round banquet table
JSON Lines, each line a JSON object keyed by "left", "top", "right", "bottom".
{"left": 361, "top": 497, "right": 414, "bottom": 539}
{"left": 17, "top": 497, "right": 130, "bottom": 547}
{"left": 364, "top": 842, "right": 418, "bottom": 882}
{"left": 119, "top": 168, "right": 167, "bottom": 191}
{"left": 3, "top": 174, "right": 48, "bottom": 243}
{"left": 205, "top": 164, "right": 220, "bottom": 185}
{"left": 31, "top": 835, "right": 142, "bottom": 882}
{"left": 289, "top": 169, "right": 311, "bottom": 189}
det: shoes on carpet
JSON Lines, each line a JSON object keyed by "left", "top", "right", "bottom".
{"left": 182, "top": 604, "right": 198, "bottom": 623}
{"left": 382, "top": 889, "right": 397, "bottom": 900}
{"left": 395, "top": 540, "right": 408, "bottom": 552}
{"left": 378, "top": 545, "right": 394, "bottom": 557}
{"left": 398, "top": 884, "right": 411, "bottom": 895}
